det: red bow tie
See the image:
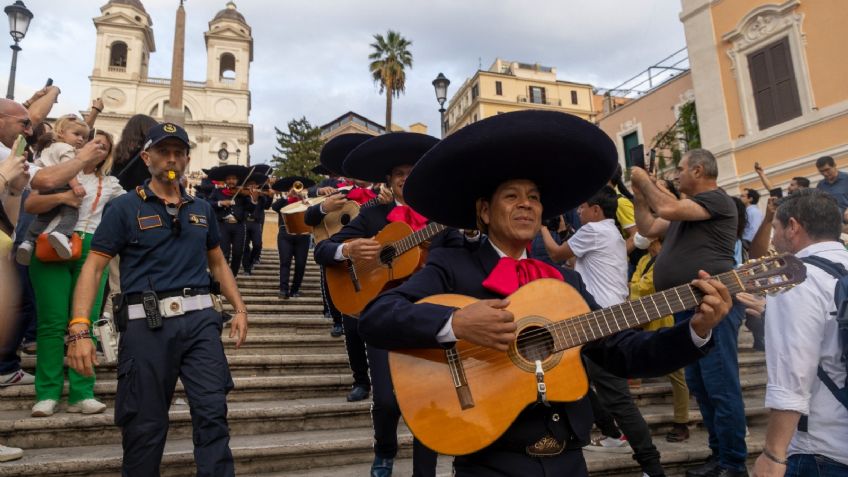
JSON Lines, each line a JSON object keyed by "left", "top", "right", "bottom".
{"left": 386, "top": 204, "right": 428, "bottom": 231}
{"left": 346, "top": 187, "right": 376, "bottom": 205}
{"left": 286, "top": 195, "right": 300, "bottom": 205}
{"left": 482, "top": 256, "right": 563, "bottom": 296}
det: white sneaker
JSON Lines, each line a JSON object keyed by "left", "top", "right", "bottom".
{"left": 47, "top": 232, "right": 72, "bottom": 259}
{"left": 584, "top": 435, "right": 632, "bottom": 454}
{"left": 66, "top": 398, "right": 106, "bottom": 414}
{"left": 0, "top": 444, "right": 23, "bottom": 462}
{"left": 0, "top": 369, "right": 34, "bottom": 387}
{"left": 31, "top": 399, "right": 58, "bottom": 417}
{"left": 14, "top": 241, "right": 33, "bottom": 266}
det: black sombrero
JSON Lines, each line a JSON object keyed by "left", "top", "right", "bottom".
{"left": 320, "top": 133, "right": 373, "bottom": 175}
{"left": 272, "top": 175, "right": 316, "bottom": 192}
{"left": 251, "top": 164, "right": 273, "bottom": 176}
{"left": 206, "top": 165, "right": 250, "bottom": 182}
{"left": 404, "top": 110, "right": 618, "bottom": 229}
{"left": 311, "top": 164, "right": 332, "bottom": 176}
{"left": 245, "top": 172, "right": 270, "bottom": 185}
{"left": 343, "top": 132, "right": 439, "bottom": 183}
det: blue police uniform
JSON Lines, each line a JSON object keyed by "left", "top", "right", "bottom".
{"left": 208, "top": 187, "right": 254, "bottom": 277}
{"left": 242, "top": 193, "right": 271, "bottom": 274}
{"left": 272, "top": 197, "right": 310, "bottom": 297}
{"left": 90, "top": 179, "right": 235, "bottom": 477}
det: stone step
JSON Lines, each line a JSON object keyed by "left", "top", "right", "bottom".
{"left": 237, "top": 296, "right": 325, "bottom": 305}
{"left": 1, "top": 397, "right": 372, "bottom": 451}
{"left": 226, "top": 303, "right": 326, "bottom": 314}
{"left": 20, "top": 353, "right": 353, "bottom": 379}
{"left": 0, "top": 374, "right": 353, "bottom": 411}
{"left": 218, "top": 333, "right": 345, "bottom": 354}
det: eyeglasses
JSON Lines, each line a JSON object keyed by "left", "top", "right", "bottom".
{"left": 0, "top": 112, "right": 31, "bottom": 129}
{"left": 165, "top": 203, "right": 182, "bottom": 237}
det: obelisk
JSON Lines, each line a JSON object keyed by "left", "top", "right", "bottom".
{"left": 163, "top": 0, "right": 187, "bottom": 125}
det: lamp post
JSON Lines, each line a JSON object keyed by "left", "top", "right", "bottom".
{"left": 236, "top": 147, "right": 241, "bottom": 165}
{"left": 4, "top": 1, "right": 32, "bottom": 100}
{"left": 432, "top": 72, "right": 450, "bottom": 138}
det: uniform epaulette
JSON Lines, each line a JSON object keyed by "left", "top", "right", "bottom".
{"left": 135, "top": 186, "right": 148, "bottom": 201}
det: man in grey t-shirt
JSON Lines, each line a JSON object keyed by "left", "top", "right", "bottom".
{"left": 631, "top": 149, "right": 747, "bottom": 477}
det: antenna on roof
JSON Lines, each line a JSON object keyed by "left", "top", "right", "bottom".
{"left": 478, "top": 57, "right": 482, "bottom": 70}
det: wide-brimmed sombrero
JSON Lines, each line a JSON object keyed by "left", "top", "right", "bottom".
{"left": 272, "top": 175, "right": 316, "bottom": 192}
{"left": 320, "top": 133, "right": 373, "bottom": 176}
{"left": 403, "top": 110, "right": 618, "bottom": 229}
{"left": 206, "top": 165, "right": 250, "bottom": 182}
{"left": 251, "top": 164, "right": 273, "bottom": 176}
{"left": 342, "top": 132, "right": 439, "bottom": 183}
{"left": 311, "top": 164, "right": 332, "bottom": 176}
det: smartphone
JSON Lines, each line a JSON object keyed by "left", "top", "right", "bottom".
{"left": 769, "top": 188, "right": 783, "bottom": 198}
{"left": 14, "top": 134, "right": 26, "bottom": 156}
{"left": 45, "top": 78, "right": 53, "bottom": 87}
{"left": 648, "top": 149, "right": 657, "bottom": 174}
{"left": 629, "top": 144, "right": 646, "bottom": 169}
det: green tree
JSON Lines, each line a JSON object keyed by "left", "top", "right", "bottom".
{"left": 648, "top": 100, "right": 700, "bottom": 177}
{"left": 271, "top": 117, "right": 324, "bottom": 180}
{"left": 369, "top": 30, "right": 413, "bottom": 131}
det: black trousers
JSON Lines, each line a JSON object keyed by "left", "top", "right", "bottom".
{"left": 345, "top": 315, "right": 370, "bottom": 387}
{"left": 242, "top": 220, "right": 263, "bottom": 272}
{"left": 277, "top": 229, "right": 309, "bottom": 294}
{"left": 453, "top": 448, "right": 588, "bottom": 477}
{"left": 219, "top": 221, "right": 246, "bottom": 277}
{"left": 319, "top": 266, "right": 342, "bottom": 325}
{"left": 585, "top": 358, "right": 663, "bottom": 475}
{"left": 366, "top": 345, "right": 437, "bottom": 476}
{"left": 116, "top": 309, "right": 234, "bottom": 477}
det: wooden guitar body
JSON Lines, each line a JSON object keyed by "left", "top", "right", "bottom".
{"left": 313, "top": 200, "right": 361, "bottom": 244}
{"left": 325, "top": 221, "right": 421, "bottom": 315}
{"left": 389, "top": 279, "right": 590, "bottom": 456}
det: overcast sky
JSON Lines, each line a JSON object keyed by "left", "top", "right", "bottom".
{"left": 1, "top": 0, "right": 687, "bottom": 164}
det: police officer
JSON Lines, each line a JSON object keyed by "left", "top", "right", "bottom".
{"left": 241, "top": 173, "right": 273, "bottom": 275}
{"left": 207, "top": 165, "right": 254, "bottom": 277}
{"left": 66, "top": 123, "right": 249, "bottom": 477}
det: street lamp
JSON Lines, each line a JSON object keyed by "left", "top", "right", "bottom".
{"left": 432, "top": 72, "right": 450, "bottom": 138}
{"left": 4, "top": 1, "right": 32, "bottom": 100}
{"left": 236, "top": 147, "right": 241, "bottom": 164}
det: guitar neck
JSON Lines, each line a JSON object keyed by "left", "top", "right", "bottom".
{"left": 549, "top": 269, "right": 744, "bottom": 352}
{"left": 393, "top": 222, "right": 447, "bottom": 256}
{"left": 360, "top": 197, "right": 381, "bottom": 209}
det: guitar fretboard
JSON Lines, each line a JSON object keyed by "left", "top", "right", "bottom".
{"left": 547, "top": 269, "right": 744, "bottom": 352}
{"left": 393, "top": 222, "right": 447, "bottom": 256}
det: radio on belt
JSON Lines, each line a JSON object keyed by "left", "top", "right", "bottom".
{"left": 142, "top": 290, "right": 163, "bottom": 330}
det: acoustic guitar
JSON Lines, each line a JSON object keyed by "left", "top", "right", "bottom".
{"left": 325, "top": 221, "right": 446, "bottom": 315}
{"left": 388, "top": 254, "right": 806, "bottom": 456}
{"left": 312, "top": 195, "right": 382, "bottom": 244}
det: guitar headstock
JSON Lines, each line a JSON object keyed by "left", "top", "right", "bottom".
{"left": 734, "top": 253, "right": 807, "bottom": 295}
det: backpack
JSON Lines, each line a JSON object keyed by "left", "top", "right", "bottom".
{"left": 798, "top": 256, "right": 848, "bottom": 417}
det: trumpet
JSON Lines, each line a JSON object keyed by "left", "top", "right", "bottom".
{"left": 292, "top": 180, "right": 304, "bottom": 192}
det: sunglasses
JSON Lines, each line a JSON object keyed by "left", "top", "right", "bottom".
{"left": 165, "top": 203, "right": 182, "bottom": 237}
{"left": 0, "top": 112, "right": 32, "bottom": 129}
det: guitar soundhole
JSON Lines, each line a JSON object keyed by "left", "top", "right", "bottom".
{"left": 379, "top": 246, "right": 396, "bottom": 265}
{"left": 516, "top": 326, "right": 554, "bottom": 363}
{"left": 340, "top": 214, "right": 351, "bottom": 226}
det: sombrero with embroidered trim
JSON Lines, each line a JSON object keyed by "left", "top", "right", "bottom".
{"left": 403, "top": 110, "right": 618, "bottom": 229}
{"left": 342, "top": 132, "right": 439, "bottom": 183}
{"left": 272, "top": 175, "right": 316, "bottom": 192}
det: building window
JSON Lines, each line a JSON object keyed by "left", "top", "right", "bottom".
{"left": 471, "top": 83, "right": 479, "bottom": 100}
{"left": 219, "top": 53, "right": 236, "bottom": 81}
{"left": 473, "top": 113, "right": 478, "bottom": 122}
{"left": 529, "top": 86, "right": 546, "bottom": 104}
{"left": 622, "top": 132, "right": 640, "bottom": 168}
{"left": 748, "top": 37, "right": 802, "bottom": 130}
{"left": 109, "top": 41, "right": 128, "bottom": 68}
{"left": 495, "top": 81, "right": 503, "bottom": 96}
{"left": 570, "top": 90, "right": 578, "bottom": 105}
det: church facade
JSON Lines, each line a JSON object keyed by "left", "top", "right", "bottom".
{"left": 88, "top": 0, "right": 253, "bottom": 172}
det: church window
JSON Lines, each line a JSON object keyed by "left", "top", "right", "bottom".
{"left": 109, "top": 41, "right": 128, "bottom": 69}
{"left": 220, "top": 53, "right": 236, "bottom": 81}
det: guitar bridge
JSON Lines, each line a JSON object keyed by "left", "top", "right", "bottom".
{"left": 347, "top": 261, "right": 361, "bottom": 292}
{"left": 446, "top": 347, "right": 474, "bottom": 410}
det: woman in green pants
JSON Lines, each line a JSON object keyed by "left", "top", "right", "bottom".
{"left": 27, "top": 131, "right": 124, "bottom": 417}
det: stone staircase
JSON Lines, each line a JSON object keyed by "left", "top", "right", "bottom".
{"left": 0, "top": 251, "right": 766, "bottom": 476}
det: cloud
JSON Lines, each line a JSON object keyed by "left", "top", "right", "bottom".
{"left": 4, "top": 0, "right": 686, "bottom": 164}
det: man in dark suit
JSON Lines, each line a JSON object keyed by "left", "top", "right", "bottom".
{"left": 314, "top": 132, "right": 458, "bottom": 477}
{"left": 207, "top": 165, "right": 254, "bottom": 277}
{"left": 358, "top": 110, "right": 734, "bottom": 477}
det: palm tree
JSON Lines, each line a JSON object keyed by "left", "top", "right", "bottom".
{"left": 369, "top": 30, "right": 413, "bottom": 132}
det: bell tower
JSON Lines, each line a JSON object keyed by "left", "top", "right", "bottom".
{"left": 92, "top": 0, "right": 155, "bottom": 81}
{"left": 204, "top": 2, "right": 253, "bottom": 90}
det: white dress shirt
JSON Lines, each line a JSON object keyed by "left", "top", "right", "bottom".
{"left": 764, "top": 241, "right": 848, "bottom": 465}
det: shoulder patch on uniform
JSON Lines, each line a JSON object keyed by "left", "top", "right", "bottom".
{"left": 137, "top": 215, "right": 163, "bottom": 230}
{"left": 189, "top": 213, "right": 208, "bottom": 227}
{"left": 135, "top": 186, "right": 148, "bottom": 201}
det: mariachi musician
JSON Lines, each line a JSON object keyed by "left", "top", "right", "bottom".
{"left": 207, "top": 164, "right": 255, "bottom": 277}
{"left": 271, "top": 176, "right": 314, "bottom": 299}
{"left": 305, "top": 134, "right": 393, "bottom": 341}
{"left": 313, "top": 132, "right": 464, "bottom": 477}
{"left": 241, "top": 166, "right": 274, "bottom": 275}
{"left": 358, "top": 111, "right": 734, "bottom": 476}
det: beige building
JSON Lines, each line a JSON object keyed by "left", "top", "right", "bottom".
{"left": 88, "top": 0, "right": 253, "bottom": 172}
{"left": 319, "top": 111, "right": 428, "bottom": 141}
{"left": 598, "top": 71, "right": 695, "bottom": 173}
{"left": 444, "top": 59, "right": 596, "bottom": 135}
{"left": 681, "top": 0, "right": 848, "bottom": 193}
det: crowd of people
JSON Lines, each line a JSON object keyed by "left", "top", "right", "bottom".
{"left": 0, "top": 89, "right": 845, "bottom": 477}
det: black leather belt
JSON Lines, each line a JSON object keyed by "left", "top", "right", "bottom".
{"left": 125, "top": 287, "right": 211, "bottom": 306}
